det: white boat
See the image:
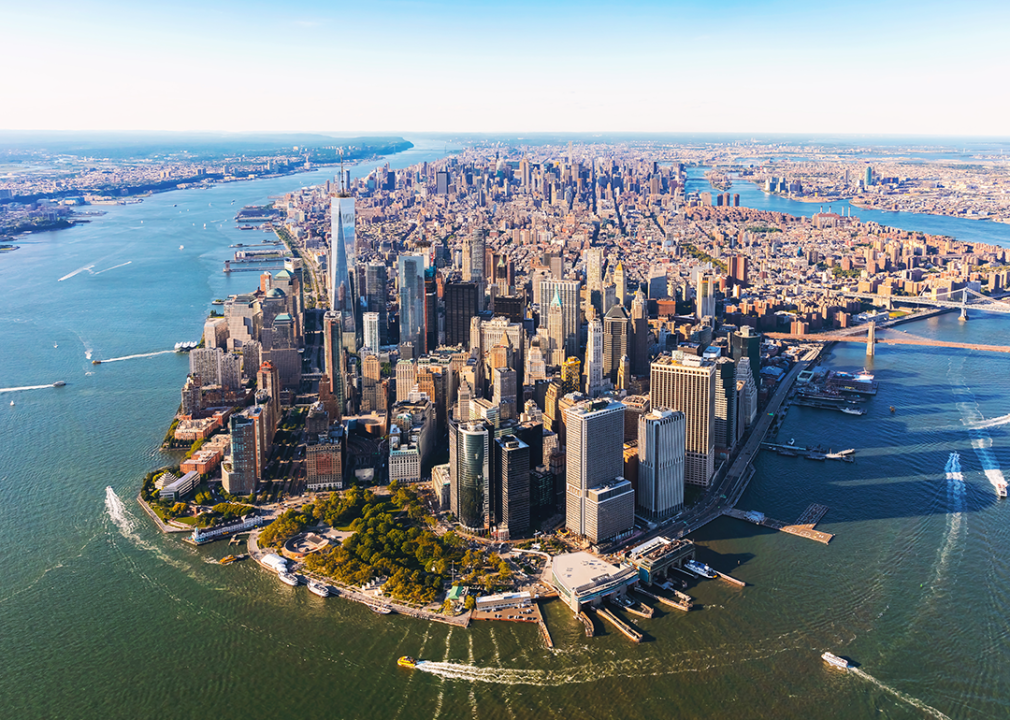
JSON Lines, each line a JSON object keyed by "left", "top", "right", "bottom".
{"left": 684, "top": 560, "right": 717, "bottom": 578}
{"left": 840, "top": 407, "right": 865, "bottom": 416}
{"left": 368, "top": 604, "right": 392, "bottom": 615}
{"left": 53, "top": 381, "right": 66, "bottom": 387}
{"left": 821, "top": 651, "right": 852, "bottom": 670}
{"left": 278, "top": 572, "right": 299, "bottom": 587}
{"left": 9, "top": 400, "right": 14, "bottom": 407}
{"left": 308, "top": 581, "right": 330, "bottom": 598}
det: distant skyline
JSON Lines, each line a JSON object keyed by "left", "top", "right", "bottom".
{"left": 4, "top": 0, "right": 1009, "bottom": 136}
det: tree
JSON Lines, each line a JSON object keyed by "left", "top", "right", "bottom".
{"left": 463, "top": 595, "right": 475, "bottom": 610}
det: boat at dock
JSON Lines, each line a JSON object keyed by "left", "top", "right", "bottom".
{"left": 368, "top": 604, "right": 392, "bottom": 615}
{"left": 684, "top": 560, "right": 717, "bottom": 579}
{"left": 308, "top": 581, "right": 330, "bottom": 597}
{"left": 821, "top": 651, "right": 852, "bottom": 670}
{"left": 278, "top": 572, "right": 299, "bottom": 586}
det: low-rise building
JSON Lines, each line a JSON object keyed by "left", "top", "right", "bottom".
{"left": 551, "top": 551, "right": 638, "bottom": 613}
{"left": 159, "top": 470, "right": 201, "bottom": 501}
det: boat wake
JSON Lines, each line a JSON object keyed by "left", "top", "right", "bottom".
{"left": 963, "top": 412, "right": 1010, "bottom": 430}
{"left": 103, "top": 487, "right": 193, "bottom": 575}
{"left": 950, "top": 360, "right": 1008, "bottom": 496}
{"left": 849, "top": 668, "right": 952, "bottom": 719}
{"left": 934, "top": 452, "right": 966, "bottom": 583}
{"left": 99, "top": 350, "right": 175, "bottom": 363}
{"left": 0, "top": 384, "right": 53, "bottom": 394}
{"left": 93, "top": 261, "right": 132, "bottom": 275}
{"left": 58, "top": 263, "right": 95, "bottom": 282}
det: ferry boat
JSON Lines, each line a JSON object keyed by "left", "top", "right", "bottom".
{"left": 308, "top": 581, "right": 330, "bottom": 598}
{"left": 278, "top": 572, "right": 299, "bottom": 587}
{"left": 53, "top": 381, "right": 66, "bottom": 387}
{"left": 397, "top": 656, "right": 419, "bottom": 669}
{"left": 174, "top": 341, "right": 199, "bottom": 352}
{"left": 821, "top": 651, "right": 852, "bottom": 670}
{"left": 368, "top": 604, "right": 392, "bottom": 615}
{"left": 220, "top": 555, "right": 245, "bottom": 565}
{"left": 684, "top": 560, "right": 717, "bottom": 579}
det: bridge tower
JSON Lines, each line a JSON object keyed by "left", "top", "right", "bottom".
{"left": 959, "top": 288, "right": 969, "bottom": 322}
{"left": 866, "top": 320, "right": 876, "bottom": 357}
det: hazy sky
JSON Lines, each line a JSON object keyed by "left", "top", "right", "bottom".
{"left": 3, "top": 0, "right": 1008, "bottom": 135}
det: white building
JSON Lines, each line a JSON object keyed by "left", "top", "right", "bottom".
{"left": 638, "top": 409, "right": 686, "bottom": 518}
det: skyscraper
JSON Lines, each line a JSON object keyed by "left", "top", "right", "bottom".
{"left": 363, "top": 311, "right": 380, "bottom": 353}
{"left": 638, "top": 409, "right": 685, "bottom": 518}
{"left": 539, "top": 279, "right": 579, "bottom": 359}
{"left": 650, "top": 353, "right": 716, "bottom": 486}
{"left": 496, "top": 435, "right": 530, "bottom": 538}
{"left": 564, "top": 398, "right": 633, "bottom": 543}
{"left": 363, "top": 262, "right": 388, "bottom": 345}
{"left": 696, "top": 273, "right": 716, "bottom": 320}
{"left": 329, "top": 197, "right": 356, "bottom": 312}
{"left": 547, "top": 288, "right": 566, "bottom": 366}
{"left": 462, "top": 228, "right": 485, "bottom": 286}
{"left": 730, "top": 326, "right": 762, "bottom": 375}
{"left": 584, "top": 316, "right": 604, "bottom": 397}
{"left": 714, "top": 356, "right": 738, "bottom": 452}
{"left": 614, "top": 261, "right": 627, "bottom": 308}
{"left": 398, "top": 254, "right": 425, "bottom": 353}
{"left": 631, "top": 289, "right": 649, "bottom": 376}
{"left": 223, "top": 413, "right": 256, "bottom": 496}
{"left": 323, "top": 310, "right": 345, "bottom": 420}
{"left": 603, "top": 304, "right": 630, "bottom": 383}
{"left": 450, "top": 419, "right": 490, "bottom": 531}
{"left": 445, "top": 282, "right": 478, "bottom": 348}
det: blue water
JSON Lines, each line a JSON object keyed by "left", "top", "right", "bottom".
{"left": 1, "top": 139, "right": 1009, "bottom": 719}
{"left": 686, "top": 167, "right": 1010, "bottom": 247}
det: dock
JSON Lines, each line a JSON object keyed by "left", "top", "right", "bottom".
{"left": 538, "top": 610, "right": 554, "bottom": 649}
{"left": 594, "top": 606, "right": 643, "bottom": 643}
{"left": 578, "top": 610, "right": 596, "bottom": 637}
{"left": 634, "top": 587, "right": 691, "bottom": 612}
{"left": 723, "top": 503, "right": 834, "bottom": 544}
{"left": 618, "top": 599, "right": 655, "bottom": 619}
{"left": 714, "top": 570, "right": 746, "bottom": 587}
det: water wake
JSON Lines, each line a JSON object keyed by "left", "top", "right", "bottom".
{"left": 849, "top": 668, "right": 952, "bottom": 719}
{"left": 934, "top": 453, "right": 966, "bottom": 584}
{"left": 93, "top": 261, "right": 132, "bottom": 275}
{"left": 0, "top": 384, "right": 53, "bottom": 394}
{"left": 99, "top": 350, "right": 175, "bottom": 363}
{"left": 963, "top": 412, "right": 1010, "bottom": 430}
{"left": 950, "top": 361, "right": 1008, "bottom": 496}
{"left": 58, "top": 264, "right": 95, "bottom": 281}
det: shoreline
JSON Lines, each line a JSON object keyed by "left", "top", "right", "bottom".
{"left": 245, "top": 529, "right": 473, "bottom": 628}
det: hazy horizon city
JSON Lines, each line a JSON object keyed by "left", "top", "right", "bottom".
{"left": 3, "top": 2, "right": 1010, "bottom": 719}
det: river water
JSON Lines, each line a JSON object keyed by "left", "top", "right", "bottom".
{"left": 686, "top": 167, "right": 1010, "bottom": 247}
{"left": 2, "top": 142, "right": 1008, "bottom": 719}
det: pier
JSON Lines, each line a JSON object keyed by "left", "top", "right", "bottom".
{"left": 634, "top": 587, "right": 692, "bottom": 612}
{"left": 723, "top": 504, "right": 834, "bottom": 544}
{"left": 578, "top": 610, "right": 596, "bottom": 637}
{"left": 594, "top": 606, "right": 643, "bottom": 643}
{"left": 714, "top": 570, "right": 746, "bottom": 588}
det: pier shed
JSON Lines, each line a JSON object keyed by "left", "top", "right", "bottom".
{"left": 627, "top": 536, "right": 695, "bottom": 586}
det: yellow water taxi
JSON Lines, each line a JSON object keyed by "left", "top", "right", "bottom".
{"left": 397, "top": 656, "right": 418, "bottom": 669}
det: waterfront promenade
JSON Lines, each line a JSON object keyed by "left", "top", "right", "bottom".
{"left": 246, "top": 529, "right": 471, "bottom": 628}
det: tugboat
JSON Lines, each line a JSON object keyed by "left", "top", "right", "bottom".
{"left": 397, "top": 656, "right": 420, "bottom": 669}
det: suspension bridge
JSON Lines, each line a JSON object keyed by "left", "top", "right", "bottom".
{"left": 843, "top": 287, "right": 1010, "bottom": 321}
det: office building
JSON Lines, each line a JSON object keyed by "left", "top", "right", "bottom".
{"left": 398, "top": 253, "right": 426, "bottom": 353}
{"left": 650, "top": 353, "right": 716, "bottom": 486}
{"left": 330, "top": 197, "right": 356, "bottom": 312}
{"left": 449, "top": 419, "right": 490, "bottom": 531}
{"left": 584, "top": 316, "right": 604, "bottom": 397}
{"left": 323, "top": 310, "right": 345, "bottom": 419}
{"left": 222, "top": 413, "right": 256, "bottom": 496}
{"left": 564, "top": 399, "right": 633, "bottom": 543}
{"left": 714, "top": 357, "right": 738, "bottom": 452}
{"left": 362, "top": 312, "right": 380, "bottom": 353}
{"left": 363, "top": 262, "right": 388, "bottom": 345}
{"left": 730, "top": 326, "right": 762, "bottom": 375}
{"left": 496, "top": 435, "right": 530, "bottom": 538}
{"left": 445, "top": 281, "right": 478, "bottom": 348}
{"left": 696, "top": 273, "right": 716, "bottom": 320}
{"left": 538, "top": 279, "right": 580, "bottom": 358}
{"left": 637, "top": 410, "right": 686, "bottom": 518}
{"left": 603, "top": 305, "right": 630, "bottom": 383}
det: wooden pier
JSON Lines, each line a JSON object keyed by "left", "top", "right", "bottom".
{"left": 723, "top": 504, "right": 834, "bottom": 544}
{"left": 578, "top": 610, "right": 596, "bottom": 637}
{"left": 595, "top": 606, "right": 643, "bottom": 643}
